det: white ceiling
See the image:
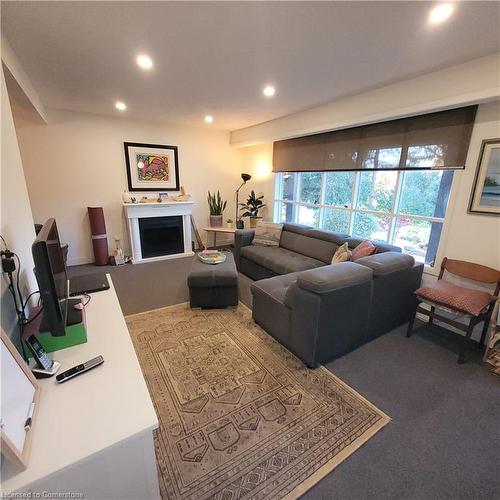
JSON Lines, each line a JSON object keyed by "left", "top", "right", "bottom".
{"left": 2, "top": 1, "right": 499, "bottom": 131}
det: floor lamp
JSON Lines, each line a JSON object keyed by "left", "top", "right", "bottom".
{"left": 235, "top": 173, "right": 251, "bottom": 229}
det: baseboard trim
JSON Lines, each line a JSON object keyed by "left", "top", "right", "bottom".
{"left": 67, "top": 256, "right": 95, "bottom": 266}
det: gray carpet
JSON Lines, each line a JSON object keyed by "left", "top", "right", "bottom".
{"left": 69, "top": 258, "right": 500, "bottom": 500}
{"left": 68, "top": 257, "right": 193, "bottom": 315}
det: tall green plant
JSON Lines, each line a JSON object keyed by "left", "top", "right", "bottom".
{"left": 207, "top": 190, "right": 227, "bottom": 215}
{"left": 240, "top": 190, "right": 266, "bottom": 217}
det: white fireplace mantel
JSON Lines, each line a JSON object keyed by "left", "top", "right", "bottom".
{"left": 123, "top": 201, "right": 194, "bottom": 264}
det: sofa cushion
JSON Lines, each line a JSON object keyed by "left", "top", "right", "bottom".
{"left": 355, "top": 252, "right": 415, "bottom": 276}
{"left": 297, "top": 262, "right": 373, "bottom": 294}
{"left": 240, "top": 245, "right": 324, "bottom": 275}
{"left": 347, "top": 237, "right": 401, "bottom": 254}
{"left": 251, "top": 272, "right": 300, "bottom": 305}
{"left": 280, "top": 223, "right": 350, "bottom": 263}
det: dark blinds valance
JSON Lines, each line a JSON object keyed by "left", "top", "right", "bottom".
{"left": 272, "top": 106, "right": 477, "bottom": 173}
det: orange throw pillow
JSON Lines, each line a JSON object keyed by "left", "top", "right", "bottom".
{"left": 351, "top": 240, "right": 377, "bottom": 261}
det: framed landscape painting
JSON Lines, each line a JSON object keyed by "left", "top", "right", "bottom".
{"left": 468, "top": 138, "right": 500, "bottom": 216}
{"left": 124, "top": 142, "right": 180, "bottom": 191}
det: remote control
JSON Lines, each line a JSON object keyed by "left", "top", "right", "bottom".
{"left": 56, "top": 356, "right": 104, "bottom": 384}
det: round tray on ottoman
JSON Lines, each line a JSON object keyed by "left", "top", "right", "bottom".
{"left": 197, "top": 251, "right": 227, "bottom": 265}
{"left": 188, "top": 252, "right": 238, "bottom": 309}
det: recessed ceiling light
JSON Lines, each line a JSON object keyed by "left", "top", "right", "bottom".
{"left": 429, "top": 3, "right": 454, "bottom": 24}
{"left": 263, "top": 85, "right": 276, "bottom": 97}
{"left": 136, "top": 54, "right": 153, "bottom": 70}
{"left": 115, "top": 101, "right": 127, "bottom": 111}
{"left": 204, "top": 115, "right": 214, "bottom": 124}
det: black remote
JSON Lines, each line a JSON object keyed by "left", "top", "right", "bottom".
{"left": 56, "top": 356, "right": 104, "bottom": 384}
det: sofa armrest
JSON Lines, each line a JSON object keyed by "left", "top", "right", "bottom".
{"left": 354, "top": 252, "right": 414, "bottom": 276}
{"left": 283, "top": 263, "right": 373, "bottom": 368}
{"left": 233, "top": 229, "right": 255, "bottom": 269}
{"left": 294, "top": 262, "right": 373, "bottom": 295}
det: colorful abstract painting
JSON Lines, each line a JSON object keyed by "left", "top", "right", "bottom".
{"left": 124, "top": 142, "right": 179, "bottom": 191}
{"left": 136, "top": 154, "right": 170, "bottom": 182}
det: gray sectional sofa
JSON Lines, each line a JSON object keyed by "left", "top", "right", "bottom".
{"left": 235, "top": 223, "right": 423, "bottom": 368}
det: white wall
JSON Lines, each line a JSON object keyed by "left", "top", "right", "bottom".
{"left": 240, "top": 142, "right": 275, "bottom": 222}
{"left": 231, "top": 53, "right": 500, "bottom": 146}
{"left": 1, "top": 66, "right": 37, "bottom": 345}
{"left": 16, "top": 110, "right": 245, "bottom": 264}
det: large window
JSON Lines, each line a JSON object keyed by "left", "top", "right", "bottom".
{"left": 275, "top": 169, "right": 453, "bottom": 266}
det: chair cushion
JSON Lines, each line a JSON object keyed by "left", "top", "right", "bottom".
{"left": 240, "top": 245, "right": 325, "bottom": 275}
{"left": 416, "top": 280, "right": 495, "bottom": 316}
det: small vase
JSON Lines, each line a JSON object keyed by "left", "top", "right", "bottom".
{"left": 249, "top": 217, "right": 262, "bottom": 228}
{"left": 236, "top": 220, "right": 244, "bottom": 229}
{"left": 210, "top": 215, "right": 223, "bottom": 227}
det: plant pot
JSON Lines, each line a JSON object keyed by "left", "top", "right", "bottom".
{"left": 210, "top": 215, "right": 223, "bottom": 227}
{"left": 249, "top": 217, "right": 262, "bottom": 228}
{"left": 226, "top": 222, "right": 234, "bottom": 228}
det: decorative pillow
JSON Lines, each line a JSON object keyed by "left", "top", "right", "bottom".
{"left": 331, "top": 242, "right": 351, "bottom": 264}
{"left": 252, "top": 221, "right": 284, "bottom": 247}
{"left": 416, "top": 281, "right": 495, "bottom": 317}
{"left": 351, "top": 240, "right": 377, "bottom": 261}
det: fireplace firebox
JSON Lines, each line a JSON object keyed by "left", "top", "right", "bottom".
{"left": 138, "top": 216, "right": 184, "bottom": 259}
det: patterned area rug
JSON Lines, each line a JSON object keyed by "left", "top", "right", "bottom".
{"left": 126, "top": 304, "right": 390, "bottom": 500}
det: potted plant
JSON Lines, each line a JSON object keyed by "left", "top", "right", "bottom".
{"left": 240, "top": 190, "right": 266, "bottom": 228}
{"left": 207, "top": 190, "right": 227, "bottom": 227}
{"left": 226, "top": 218, "right": 234, "bottom": 228}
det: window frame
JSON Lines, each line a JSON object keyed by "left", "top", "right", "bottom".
{"left": 274, "top": 170, "right": 452, "bottom": 268}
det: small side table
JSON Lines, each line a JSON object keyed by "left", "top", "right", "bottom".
{"left": 203, "top": 226, "right": 237, "bottom": 249}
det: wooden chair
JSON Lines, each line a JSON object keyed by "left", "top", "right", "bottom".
{"left": 406, "top": 257, "right": 500, "bottom": 364}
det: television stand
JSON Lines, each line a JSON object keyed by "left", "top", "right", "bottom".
{"left": 3, "top": 274, "right": 160, "bottom": 499}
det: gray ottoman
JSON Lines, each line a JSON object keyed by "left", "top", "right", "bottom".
{"left": 188, "top": 252, "right": 238, "bottom": 308}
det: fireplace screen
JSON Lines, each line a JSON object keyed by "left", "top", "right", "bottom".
{"left": 138, "top": 216, "right": 184, "bottom": 258}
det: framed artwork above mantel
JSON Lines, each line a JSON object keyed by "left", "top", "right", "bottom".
{"left": 124, "top": 142, "right": 180, "bottom": 192}
{"left": 468, "top": 138, "right": 500, "bottom": 216}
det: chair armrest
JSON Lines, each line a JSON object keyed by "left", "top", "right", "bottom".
{"left": 233, "top": 229, "right": 255, "bottom": 269}
{"left": 295, "top": 262, "right": 373, "bottom": 295}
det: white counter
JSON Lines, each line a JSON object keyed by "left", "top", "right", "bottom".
{"left": 1, "top": 275, "right": 160, "bottom": 499}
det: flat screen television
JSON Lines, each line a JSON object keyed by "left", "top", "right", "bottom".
{"left": 32, "top": 218, "right": 69, "bottom": 336}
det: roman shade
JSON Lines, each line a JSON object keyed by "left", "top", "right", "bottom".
{"left": 273, "top": 106, "right": 477, "bottom": 173}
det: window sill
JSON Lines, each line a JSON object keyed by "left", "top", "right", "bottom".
{"left": 423, "top": 264, "right": 439, "bottom": 277}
